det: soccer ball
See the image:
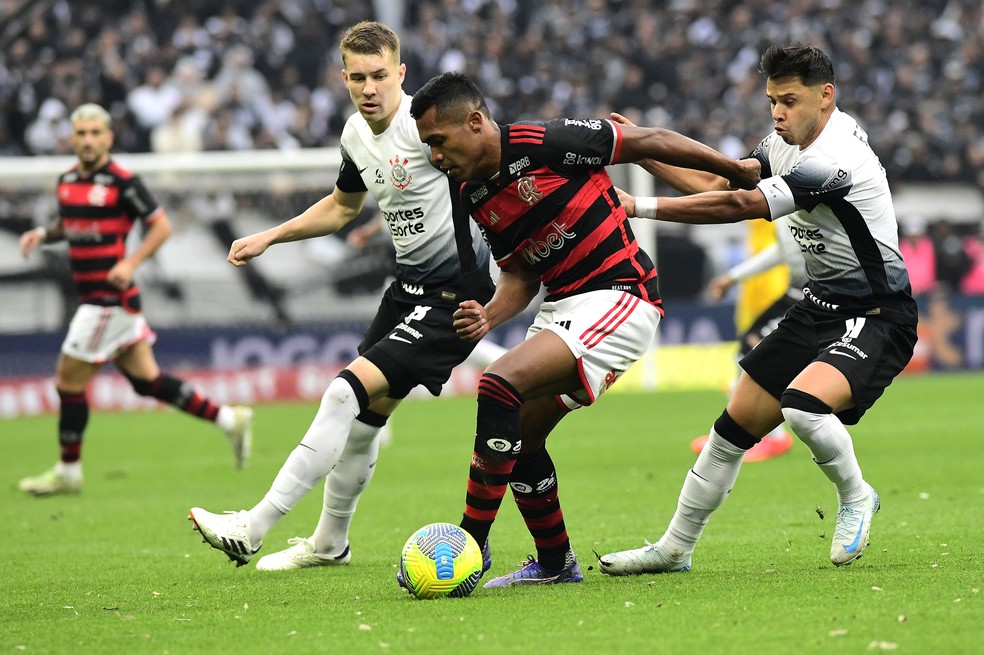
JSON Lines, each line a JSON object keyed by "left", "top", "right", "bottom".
{"left": 399, "top": 522, "right": 483, "bottom": 599}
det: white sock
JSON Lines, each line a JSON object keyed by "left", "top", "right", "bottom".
{"left": 661, "top": 428, "right": 745, "bottom": 557}
{"left": 215, "top": 405, "right": 236, "bottom": 432}
{"left": 765, "top": 424, "right": 787, "bottom": 440}
{"left": 782, "top": 406, "right": 866, "bottom": 504}
{"left": 248, "top": 377, "right": 361, "bottom": 543}
{"left": 56, "top": 461, "right": 82, "bottom": 482}
{"left": 464, "top": 340, "right": 507, "bottom": 369}
{"left": 312, "top": 418, "right": 382, "bottom": 555}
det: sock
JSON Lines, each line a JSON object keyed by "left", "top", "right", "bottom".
{"left": 312, "top": 411, "right": 385, "bottom": 555}
{"left": 248, "top": 375, "right": 365, "bottom": 543}
{"left": 57, "top": 389, "right": 88, "bottom": 465}
{"left": 215, "top": 406, "right": 237, "bottom": 432}
{"left": 459, "top": 373, "right": 523, "bottom": 548}
{"left": 765, "top": 424, "right": 788, "bottom": 440}
{"left": 661, "top": 416, "right": 747, "bottom": 558}
{"left": 781, "top": 389, "right": 866, "bottom": 503}
{"left": 129, "top": 373, "right": 220, "bottom": 421}
{"left": 511, "top": 447, "right": 569, "bottom": 571}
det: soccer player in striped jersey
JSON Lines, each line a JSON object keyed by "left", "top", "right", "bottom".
{"left": 17, "top": 103, "right": 252, "bottom": 497}
{"left": 188, "top": 22, "right": 507, "bottom": 572}
{"left": 410, "top": 71, "right": 758, "bottom": 587}
{"left": 600, "top": 43, "right": 917, "bottom": 573}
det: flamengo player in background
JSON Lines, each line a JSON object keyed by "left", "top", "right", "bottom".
{"left": 600, "top": 43, "right": 917, "bottom": 574}
{"left": 17, "top": 103, "right": 253, "bottom": 497}
{"left": 409, "top": 71, "right": 758, "bottom": 587}
{"left": 188, "top": 22, "right": 505, "bottom": 572}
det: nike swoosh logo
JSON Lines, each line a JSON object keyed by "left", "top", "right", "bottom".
{"left": 829, "top": 348, "right": 857, "bottom": 359}
{"left": 388, "top": 334, "right": 413, "bottom": 343}
{"left": 843, "top": 516, "right": 866, "bottom": 553}
{"left": 358, "top": 167, "right": 367, "bottom": 174}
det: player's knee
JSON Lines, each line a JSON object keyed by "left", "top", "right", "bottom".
{"left": 780, "top": 388, "right": 832, "bottom": 435}
{"left": 328, "top": 370, "right": 370, "bottom": 414}
{"left": 712, "top": 409, "right": 759, "bottom": 450}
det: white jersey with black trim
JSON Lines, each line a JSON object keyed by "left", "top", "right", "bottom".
{"left": 751, "top": 108, "right": 915, "bottom": 323}
{"left": 338, "top": 93, "right": 488, "bottom": 285}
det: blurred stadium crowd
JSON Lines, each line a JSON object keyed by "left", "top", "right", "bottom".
{"left": 2, "top": 0, "right": 983, "bottom": 185}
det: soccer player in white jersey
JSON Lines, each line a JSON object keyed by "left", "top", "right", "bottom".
{"left": 600, "top": 43, "right": 917, "bottom": 573}
{"left": 188, "top": 21, "right": 505, "bottom": 571}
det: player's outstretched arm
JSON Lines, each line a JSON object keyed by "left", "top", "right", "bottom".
{"left": 610, "top": 112, "right": 728, "bottom": 194}
{"left": 228, "top": 187, "right": 367, "bottom": 267}
{"left": 615, "top": 122, "right": 759, "bottom": 191}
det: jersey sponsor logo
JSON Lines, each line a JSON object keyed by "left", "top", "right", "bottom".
{"left": 392, "top": 321, "right": 423, "bottom": 340}
{"left": 389, "top": 155, "right": 413, "bottom": 190}
{"left": 601, "top": 370, "right": 621, "bottom": 392}
{"left": 508, "top": 156, "right": 531, "bottom": 176}
{"left": 563, "top": 118, "right": 603, "bottom": 130}
{"left": 562, "top": 152, "right": 603, "bottom": 166}
{"left": 375, "top": 169, "right": 385, "bottom": 184}
{"left": 488, "top": 210, "right": 500, "bottom": 225}
{"left": 811, "top": 168, "right": 848, "bottom": 196}
{"left": 788, "top": 224, "right": 827, "bottom": 254}
{"left": 521, "top": 221, "right": 575, "bottom": 264}
{"left": 469, "top": 185, "right": 488, "bottom": 203}
{"left": 401, "top": 281, "right": 424, "bottom": 295}
{"left": 516, "top": 175, "right": 542, "bottom": 206}
{"left": 383, "top": 207, "right": 426, "bottom": 237}
{"left": 62, "top": 221, "right": 103, "bottom": 242}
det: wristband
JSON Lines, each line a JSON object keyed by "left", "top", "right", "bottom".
{"left": 634, "top": 195, "right": 658, "bottom": 219}
{"left": 33, "top": 226, "right": 48, "bottom": 241}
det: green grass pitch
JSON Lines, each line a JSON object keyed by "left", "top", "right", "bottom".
{"left": 2, "top": 372, "right": 982, "bottom": 654}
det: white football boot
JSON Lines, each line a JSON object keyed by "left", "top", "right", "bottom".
{"left": 188, "top": 507, "right": 260, "bottom": 566}
{"left": 830, "top": 484, "right": 880, "bottom": 566}
{"left": 597, "top": 540, "right": 691, "bottom": 576}
{"left": 255, "top": 537, "right": 352, "bottom": 571}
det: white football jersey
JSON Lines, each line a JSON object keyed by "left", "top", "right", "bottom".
{"left": 752, "top": 108, "right": 915, "bottom": 323}
{"left": 337, "top": 93, "right": 488, "bottom": 285}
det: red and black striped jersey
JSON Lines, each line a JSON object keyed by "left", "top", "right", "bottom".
{"left": 460, "top": 119, "right": 661, "bottom": 311}
{"left": 56, "top": 160, "right": 163, "bottom": 310}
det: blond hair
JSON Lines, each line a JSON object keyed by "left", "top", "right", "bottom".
{"left": 339, "top": 21, "right": 400, "bottom": 66}
{"left": 70, "top": 103, "right": 112, "bottom": 128}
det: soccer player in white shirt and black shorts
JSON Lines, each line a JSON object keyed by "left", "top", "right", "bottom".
{"left": 188, "top": 22, "right": 506, "bottom": 572}
{"left": 600, "top": 43, "right": 917, "bottom": 574}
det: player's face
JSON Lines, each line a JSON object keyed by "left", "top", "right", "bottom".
{"left": 70, "top": 118, "right": 113, "bottom": 171}
{"left": 766, "top": 76, "right": 833, "bottom": 149}
{"left": 416, "top": 107, "right": 496, "bottom": 181}
{"left": 342, "top": 50, "right": 406, "bottom": 135}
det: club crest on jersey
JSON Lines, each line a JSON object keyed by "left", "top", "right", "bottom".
{"left": 516, "top": 176, "right": 542, "bottom": 206}
{"left": 87, "top": 184, "right": 109, "bottom": 206}
{"left": 389, "top": 155, "right": 413, "bottom": 190}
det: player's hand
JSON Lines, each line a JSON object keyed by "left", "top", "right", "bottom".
{"left": 729, "top": 158, "right": 761, "bottom": 190}
{"left": 228, "top": 234, "right": 270, "bottom": 266}
{"left": 707, "top": 274, "right": 734, "bottom": 301}
{"left": 453, "top": 300, "right": 489, "bottom": 342}
{"left": 107, "top": 260, "right": 135, "bottom": 290}
{"left": 609, "top": 112, "right": 638, "bottom": 128}
{"left": 19, "top": 228, "right": 45, "bottom": 259}
{"left": 614, "top": 186, "right": 637, "bottom": 217}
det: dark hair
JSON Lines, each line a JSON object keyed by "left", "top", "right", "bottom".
{"left": 339, "top": 21, "right": 400, "bottom": 65}
{"left": 759, "top": 43, "right": 835, "bottom": 86}
{"left": 410, "top": 71, "right": 491, "bottom": 122}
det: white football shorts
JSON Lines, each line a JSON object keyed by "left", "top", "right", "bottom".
{"left": 525, "top": 290, "right": 661, "bottom": 408}
{"left": 61, "top": 304, "right": 157, "bottom": 364}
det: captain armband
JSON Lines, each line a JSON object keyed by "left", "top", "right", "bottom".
{"left": 634, "top": 196, "right": 658, "bottom": 219}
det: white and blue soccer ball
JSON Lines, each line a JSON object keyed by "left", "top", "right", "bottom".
{"left": 399, "top": 522, "right": 483, "bottom": 599}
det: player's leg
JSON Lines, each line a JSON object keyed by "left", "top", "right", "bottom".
{"left": 18, "top": 354, "right": 101, "bottom": 496}
{"left": 116, "top": 341, "right": 253, "bottom": 469}
{"left": 190, "top": 360, "right": 386, "bottom": 565}
{"left": 254, "top": 399, "right": 395, "bottom": 571}
{"left": 600, "top": 372, "right": 783, "bottom": 575}
{"left": 503, "top": 399, "right": 571, "bottom": 569}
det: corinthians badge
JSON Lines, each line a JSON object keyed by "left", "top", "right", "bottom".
{"left": 389, "top": 155, "right": 413, "bottom": 190}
